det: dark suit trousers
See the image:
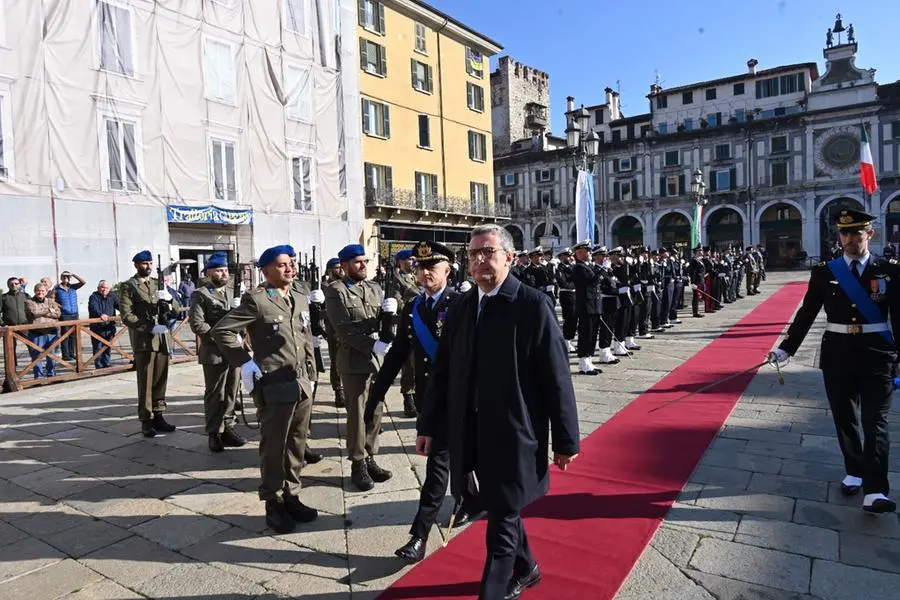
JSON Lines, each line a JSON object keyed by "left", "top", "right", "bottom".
{"left": 661, "top": 281, "right": 674, "bottom": 324}
{"left": 637, "top": 298, "right": 650, "bottom": 335}
{"left": 691, "top": 283, "right": 702, "bottom": 315}
{"left": 822, "top": 369, "right": 893, "bottom": 495}
{"left": 479, "top": 510, "right": 536, "bottom": 600}
{"left": 613, "top": 307, "right": 629, "bottom": 341}
{"left": 410, "top": 446, "right": 479, "bottom": 540}
{"left": 649, "top": 290, "right": 661, "bottom": 329}
{"left": 598, "top": 312, "right": 613, "bottom": 348}
{"left": 670, "top": 281, "right": 684, "bottom": 318}
{"left": 401, "top": 353, "right": 415, "bottom": 395}
{"left": 559, "top": 292, "right": 577, "bottom": 340}
{"left": 202, "top": 362, "right": 240, "bottom": 435}
{"left": 576, "top": 314, "right": 599, "bottom": 358}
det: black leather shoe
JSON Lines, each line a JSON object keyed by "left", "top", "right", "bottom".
{"left": 863, "top": 495, "right": 897, "bottom": 514}
{"left": 334, "top": 389, "right": 346, "bottom": 409}
{"left": 304, "top": 448, "right": 323, "bottom": 464}
{"left": 505, "top": 563, "right": 541, "bottom": 600}
{"left": 693, "top": 313, "right": 704, "bottom": 318}
{"left": 283, "top": 495, "right": 318, "bottom": 523}
{"left": 366, "top": 456, "right": 393, "bottom": 483}
{"left": 351, "top": 459, "right": 374, "bottom": 491}
{"left": 265, "top": 499, "right": 296, "bottom": 534}
{"left": 221, "top": 427, "right": 246, "bottom": 447}
{"left": 403, "top": 394, "right": 417, "bottom": 418}
{"left": 141, "top": 421, "right": 157, "bottom": 438}
{"left": 152, "top": 413, "right": 176, "bottom": 433}
{"left": 208, "top": 434, "right": 224, "bottom": 453}
{"left": 445, "top": 508, "right": 483, "bottom": 528}
{"left": 840, "top": 483, "right": 861, "bottom": 496}
{"left": 394, "top": 536, "right": 426, "bottom": 563}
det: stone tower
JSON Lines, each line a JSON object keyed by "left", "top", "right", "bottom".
{"left": 490, "top": 56, "right": 551, "bottom": 157}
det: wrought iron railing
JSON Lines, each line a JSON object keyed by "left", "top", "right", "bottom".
{"left": 365, "top": 187, "right": 511, "bottom": 219}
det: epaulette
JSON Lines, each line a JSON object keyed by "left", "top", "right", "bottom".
{"left": 248, "top": 286, "right": 266, "bottom": 296}
{"left": 891, "top": 259, "right": 898, "bottom": 265}
{"left": 818, "top": 261, "right": 826, "bottom": 267}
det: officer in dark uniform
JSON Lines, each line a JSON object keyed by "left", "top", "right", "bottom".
{"left": 523, "top": 247, "right": 555, "bottom": 303}
{"left": 636, "top": 247, "right": 655, "bottom": 339}
{"left": 572, "top": 240, "right": 602, "bottom": 375}
{"left": 610, "top": 247, "right": 639, "bottom": 352}
{"left": 773, "top": 209, "right": 900, "bottom": 514}
{"left": 364, "top": 240, "right": 480, "bottom": 562}
{"left": 687, "top": 245, "right": 706, "bottom": 318}
{"left": 555, "top": 248, "right": 577, "bottom": 352}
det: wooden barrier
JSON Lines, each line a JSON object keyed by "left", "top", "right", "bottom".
{"left": 1, "top": 311, "right": 196, "bottom": 393}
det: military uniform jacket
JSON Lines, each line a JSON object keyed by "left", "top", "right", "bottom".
{"left": 522, "top": 263, "right": 552, "bottom": 293}
{"left": 572, "top": 261, "right": 601, "bottom": 315}
{"left": 188, "top": 284, "right": 238, "bottom": 365}
{"left": 119, "top": 276, "right": 179, "bottom": 353}
{"left": 323, "top": 277, "right": 385, "bottom": 375}
{"left": 687, "top": 258, "right": 706, "bottom": 285}
{"left": 210, "top": 285, "right": 316, "bottom": 401}
{"left": 369, "top": 288, "right": 458, "bottom": 422}
{"left": 555, "top": 262, "right": 575, "bottom": 292}
{"left": 612, "top": 263, "right": 634, "bottom": 307}
{"left": 779, "top": 257, "right": 900, "bottom": 371}
{"left": 393, "top": 271, "right": 420, "bottom": 304}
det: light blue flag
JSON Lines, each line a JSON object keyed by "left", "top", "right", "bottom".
{"left": 575, "top": 170, "right": 596, "bottom": 243}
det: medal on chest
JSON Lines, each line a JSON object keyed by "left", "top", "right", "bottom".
{"left": 435, "top": 310, "right": 447, "bottom": 337}
{"left": 870, "top": 277, "right": 887, "bottom": 302}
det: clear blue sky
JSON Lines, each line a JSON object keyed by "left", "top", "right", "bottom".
{"left": 427, "top": 0, "right": 900, "bottom": 134}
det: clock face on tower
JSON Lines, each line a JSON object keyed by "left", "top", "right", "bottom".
{"left": 814, "top": 126, "right": 861, "bottom": 178}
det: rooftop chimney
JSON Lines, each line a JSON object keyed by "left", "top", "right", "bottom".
{"left": 566, "top": 96, "right": 575, "bottom": 112}
{"left": 747, "top": 58, "right": 759, "bottom": 74}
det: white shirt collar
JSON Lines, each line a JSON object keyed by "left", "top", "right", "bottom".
{"left": 844, "top": 252, "right": 871, "bottom": 271}
{"left": 477, "top": 283, "right": 502, "bottom": 303}
{"left": 425, "top": 287, "right": 445, "bottom": 303}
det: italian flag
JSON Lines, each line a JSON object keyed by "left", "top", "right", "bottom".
{"left": 861, "top": 124, "right": 878, "bottom": 195}
{"left": 691, "top": 203, "right": 703, "bottom": 248}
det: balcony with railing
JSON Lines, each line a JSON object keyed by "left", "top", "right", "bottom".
{"left": 365, "top": 187, "right": 511, "bottom": 221}
{"left": 525, "top": 103, "right": 548, "bottom": 129}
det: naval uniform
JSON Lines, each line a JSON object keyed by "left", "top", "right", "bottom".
{"left": 778, "top": 254, "right": 900, "bottom": 497}
{"left": 556, "top": 261, "right": 578, "bottom": 342}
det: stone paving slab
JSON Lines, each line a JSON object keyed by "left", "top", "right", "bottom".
{"left": 2, "top": 271, "right": 898, "bottom": 599}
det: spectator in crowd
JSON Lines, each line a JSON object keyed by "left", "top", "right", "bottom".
{"left": 1, "top": 277, "right": 30, "bottom": 366}
{"left": 54, "top": 271, "right": 85, "bottom": 361}
{"left": 178, "top": 273, "right": 196, "bottom": 305}
{"left": 41, "top": 277, "right": 55, "bottom": 300}
{"left": 24, "top": 283, "right": 62, "bottom": 378}
{"left": 88, "top": 280, "right": 120, "bottom": 369}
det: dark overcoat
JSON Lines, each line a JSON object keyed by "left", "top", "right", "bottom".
{"left": 418, "top": 274, "right": 580, "bottom": 513}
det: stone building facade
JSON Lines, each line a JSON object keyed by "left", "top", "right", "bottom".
{"left": 490, "top": 56, "right": 551, "bottom": 157}
{"left": 496, "top": 28, "right": 900, "bottom": 267}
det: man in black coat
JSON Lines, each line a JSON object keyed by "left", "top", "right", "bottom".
{"left": 417, "top": 224, "right": 580, "bottom": 600}
{"left": 571, "top": 240, "right": 602, "bottom": 375}
{"left": 365, "top": 240, "right": 479, "bottom": 563}
{"left": 772, "top": 209, "right": 900, "bottom": 514}
{"left": 687, "top": 245, "right": 706, "bottom": 318}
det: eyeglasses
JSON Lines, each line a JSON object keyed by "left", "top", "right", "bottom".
{"left": 468, "top": 247, "right": 503, "bottom": 261}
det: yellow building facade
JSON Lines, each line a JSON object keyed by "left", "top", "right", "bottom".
{"left": 356, "top": 0, "right": 508, "bottom": 257}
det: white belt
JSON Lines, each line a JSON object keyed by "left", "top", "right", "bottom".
{"left": 647, "top": 285, "right": 656, "bottom": 292}
{"left": 824, "top": 322, "right": 889, "bottom": 334}
{"left": 618, "top": 286, "right": 630, "bottom": 294}
{"left": 601, "top": 294, "right": 617, "bottom": 299}
{"left": 632, "top": 284, "right": 641, "bottom": 292}
{"left": 559, "top": 288, "right": 575, "bottom": 293}
{"left": 717, "top": 273, "right": 726, "bottom": 277}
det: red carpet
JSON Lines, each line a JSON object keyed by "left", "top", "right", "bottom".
{"left": 378, "top": 282, "right": 808, "bottom": 600}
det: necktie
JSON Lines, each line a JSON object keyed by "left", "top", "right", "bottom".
{"left": 850, "top": 260, "right": 861, "bottom": 281}
{"left": 426, "top": 297, "right": 435, "bottom": 312}
{"left": 477, "top": 294, "right": 490, "bottom": 324}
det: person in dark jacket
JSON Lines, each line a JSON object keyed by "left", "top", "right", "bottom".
{"left": 87, "top": 280, "right": 120, "bottom": 369}
{"left": 555, "top": 248, "right": 577, "bottom": 352}
{"left": 365, "top": 240, "right": 480, "bottom": 563}
{"left": 2, "top": 277, "right": 30, "bottom": 366}
{"left": 417, "top": 224, "right": 580, "bottom": 600}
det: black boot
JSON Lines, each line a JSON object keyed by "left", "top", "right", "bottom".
{"left": 152, "top": 413, "right": 176, "bottom": 433}
{"left": 334, "top": 389, "right": 346, "bottom": 409}
{"left": 221, "top": 427, "right": 246, "bottom": 447}
{"left": 395, "top": 536, "right": 426, "bottom": 563}
{"left": 366, "top": 456, "right": 393, "bottom": 483}
{"left": 265, "top": 499, "right": 296, "bottom": 534}
{"left": 141, "top": 421, "right": 156, "bottom": 438}
{"left": 351, "top": 459, "right": 374, "bottom": 491}
{"left": 283, "top": 494, "right": 318, "bottom": 523}
{"left": 304, "top": 447, "right": 323, "bottom": 464}
{"left": 403, "top": 394, "right": 417, "bottom": 418}
{"left": 208, "top": 434, "right": 224, "bottom": 453}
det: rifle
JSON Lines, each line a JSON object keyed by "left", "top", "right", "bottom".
{"left": 308, "top": 246, "right": 326, "bottom": 374}
{"left": 229, "top": 252, "right": 259, "bottom": 430}
{"left": 379, "top": 255, "right": 396, "bottom": 343}
{"left": 233, "top": 252, "right": 242, "bottom": 301}
{"left": 152, "top": 254, "right": 173, "bottom": 351}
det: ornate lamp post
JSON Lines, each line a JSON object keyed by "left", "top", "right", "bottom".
{"left": 690, "top": 168, "right": 708, "bottom": 206}
{"left": 561, "top": 105, "right": 600, "bottom": 247}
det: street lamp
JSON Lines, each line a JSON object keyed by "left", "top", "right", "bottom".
{"left": 568, "top": 105, "right": 599, "bottom": 172}
{"left": 690, "top": 168, "right": 708, "bottom": 206}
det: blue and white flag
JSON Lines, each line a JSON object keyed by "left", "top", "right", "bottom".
{"left": 575, "top": 170, "right": 596, "bottom": 243}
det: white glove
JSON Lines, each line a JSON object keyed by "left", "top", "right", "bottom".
{"left": 373, "top": 340, "right": 391, "bottom": 355}
{"left": 235, "top": 334, "right": 244, "bottom": 346}
{"left": 156, "top": 290, "right": 172, "bottom": 302}
{"left": 768, "top": 349, "right": 790, "bottom": 365}
{"left": 544, "top": 285, "right": 555, "bottom": 292}
{"left": 308, "top": 289, "right": 325, "bottom": 304}
{"left": 313, "top": 335, "right": 323, "bottom": 348}
{"left": 231, "top": 297, "right": 241, "bottom": 308}
{"left": 381, "top": 298, "right": 398, "bottom": 314}
{"left": 459, "top": 281, "right": 472, "bottom": 292}
{"left": 151, "top": 324, "right": 168, "bottom": 335}
{"left": 690, "top": 284, "right": 698, "bottom": 290}
{"left": 241, "top": 360, "right": 263, "bottom": 393}
{"left": 549, "top": 258, "right": 560, "bottom": 266}
{"left": 452, "top": 262, "right": 460, "bottom": 271}
{"left": 625, "top": 256, "right": 634, "bottom": 265}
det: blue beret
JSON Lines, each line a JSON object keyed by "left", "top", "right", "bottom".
{"left": 395, "top": 249, "right": 413, "bottom": 261}
{"left": 205, "top": 252, "right": 228, "bottom": 270}
{"left": 338, "top": 244, "right": 365, "bottom": 262}
{"left": 132, "top": 250, "right": 153, "bottom": 263}
{"left": 258, "top": 245, "right": 293, "bottom": 269}
{"left": 326, "top": 257, "right": 341, "bottom": 269}
{"left": 284, "top": 245, "right": 297, "bottom": 258}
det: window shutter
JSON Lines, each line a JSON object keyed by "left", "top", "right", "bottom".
{"left": 359, "top": 38, "right": 367, "bottom": 69}
{"left": 659, "top": 176, "right": 666, "bottom": 197}
{"left": 755, "top": 80, "right": 763, "bottom": 99}
{"left": 468, "top": 133, "right": 474, "bottom": 159}
{"left": 357, "top": 0, "right": 366, "bottom": 25}
{"left": 613, "top": 181, "right": 620, "bottom": 201}
{"left": 364, "top": 163, "right": 373, "bottom": 188}
{"left": 613, "top": 160, "right": 619, "bottom": 173}
{"left": 425, "top": 65, "right": 433, "bottom": 92}
{"left": 410, "top": 59, "right": 416, "bottom": 88}
{"left": 377, "top": 2, "right": 385, "bottom": 33}
{"left": 678, "top": 174, "right": 686, "bottom": 195}
{"left": 379, "top": 45, "right": 387, "bottom": 75}
{"left": 633, "top": 178, "right": 639, "bottom": 198}
{"left": 382, "top": 104, "right": 390, "bottom": 138}
{"left": 514, "top": 173, "right": 519, "bottom": 185}
{"left": 729, "top": 167, "right": 737, "bottom": 190}
{"left": 432, "top": 176, "right": 438, "bottom": 197}
{"left": 385, "top": 166, "right": 393, "bottom": 189}
{"left": 361, "top": 99, "right": 370, "bottom": 133}
{"left": 549, "top": 168, "right": 555, "bottom": 181}
{"left": 709, "top": 172, "right": 718, "bottom": 192}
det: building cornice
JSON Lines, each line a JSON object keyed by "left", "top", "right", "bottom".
{"left": 390, "top": 0, "right": 503, "bottom": 55}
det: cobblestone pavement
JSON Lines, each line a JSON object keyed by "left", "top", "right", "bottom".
{"left": 1, "top": 270, "right": 895, "bottom": 600}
